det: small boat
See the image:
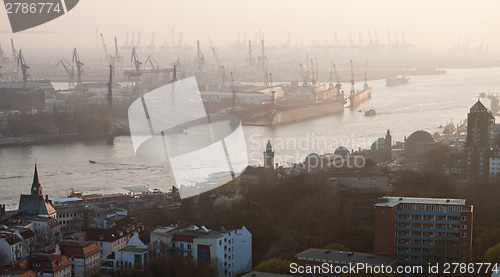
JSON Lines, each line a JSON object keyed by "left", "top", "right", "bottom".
{"left": 385, "top": 75, "right": 410, "bottom": 86}
{"left": 89, "top": 160, "right": 97, "bottom": 164}
{"left": 364, "top": 108, "right": 376, "bottom": 116}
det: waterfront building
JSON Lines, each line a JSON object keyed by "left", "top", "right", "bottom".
{"left": 151, "top": 224, "right": 252, "bottom": 277}
{"left": 465, "top": 100, "right": 495, "bottom": 183}
{"left": 374, "top": 197, "right": 473, "bottom": 265}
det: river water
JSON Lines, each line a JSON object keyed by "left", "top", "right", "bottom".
{"left": 1, "top": 67, "right": 499, "bottom": 209}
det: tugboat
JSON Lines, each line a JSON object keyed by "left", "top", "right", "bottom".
{"left": 385, "top": 75, "right": 410, "bottom": 86}
{"left": 364, "top": 108, "right": 376, "bottom": 116}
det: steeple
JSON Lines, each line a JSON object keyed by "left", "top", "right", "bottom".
{"left": 266, "top": 140, "right": 272, "bottom": 149}
{"left": 264, "top": 140, "right": 275, "bottom": 169}
{"left": 31, "top": 164, "right": 42, "bottom": 196}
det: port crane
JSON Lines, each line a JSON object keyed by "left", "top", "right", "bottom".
{"left": 175, "top": 58, "right": 185, "bottom": 80}
{"left": 72, "top": 48, "right": 84, "bottom": 86}
{"left": 245, "top": 41, "right": 255, "bottom": 66}
{"left": 121, "top": 32, "right": 129, "bottom": 50}
{"left": 209, "top": 37, "right": 226, "bottom": 88}
{"left": 194, "top": 40, "right": 204, "bottom": 72}
{"left": 10, "top": 38, "right": 16, "bottom": 64}
{"left": 130, "top": 47, "right": 142, "bottom": 87}
{"left": 56, "top": 58, "right": 75, "bottom": 89}
{"left": 114, "top": 37, "right": 123, "bottom": 70}
{"left": 145, "top": 55, "right": 160, "bottom": 85}
{"left": 100, "top": 33, "right": 112, "bottom": 67}
{"left": 147, "top": 32, "right": 156, "bottom": 51}
{"left": 136, "top": 32, "right": 142, "bottom": 49}
{"left": 17, "top": 50, "right": 30, "bottom": 88}
{"left": 257, "top": 40, "right": 268, "bottom": 69}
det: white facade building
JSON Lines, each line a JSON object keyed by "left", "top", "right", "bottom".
{"left": 151, "top": 225, "right": 252, "bottom": 277}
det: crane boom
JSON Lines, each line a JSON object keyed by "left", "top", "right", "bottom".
{"left": 72, "top": 48, "right": 84, "bottom": 85}
{"left": 56, "top": 58, "right": 75, "bottom": 89}
{"left": 17, "top": 50, "right": 30, "bottom": 88}
{"left": 350, "top": 60, "right": 355, "bottom": 96}
{"left": 100, "top": 34, "right": 111, "bottom": 66}
{"left": 209, "top": 37, "right": 226, "bottom": 87}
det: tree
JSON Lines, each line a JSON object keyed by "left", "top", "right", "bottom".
{"left": 254, "top": 257, "right": 294, "bottom": 274}
{"left": 484, "top": 243, "right": 500, "bottom": 263}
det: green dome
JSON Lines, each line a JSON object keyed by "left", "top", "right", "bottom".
{"left": 334, "top": 146, "right": 349, "bottom": 155}
{"left": 306, "top": 153, "right": 320, "bottom": 159}
{"left": 371, "top": 138, "right": 386, "bottom": 150}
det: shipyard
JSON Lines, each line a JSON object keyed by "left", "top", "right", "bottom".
{"left": 2, "top": 1, "right": 500, "bottom": 277}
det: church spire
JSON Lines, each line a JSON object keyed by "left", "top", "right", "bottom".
{"left": 31, "top": 164, "right": 42, "bottom": 196}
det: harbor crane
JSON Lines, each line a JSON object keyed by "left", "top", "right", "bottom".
{"left": 11, "top": 38, "right": 16, "bottom": 64}
{"left": 194, "top": 40, "right": 204, "bottom": 72}
{"left": 257, "top": 39, "right": 268, "bottom": 69}
{"left": 100, "top": 33, "right": 111, "bottom": 67}
{"left": 121, "top": 32, "right": 129, "bottom": 50}
{"left": 130, "top": 47, "right": 142, "bottom": 86}
{"left": 145, "top": 55, "right": 160, "bottom": 85}
{"left": 72, "top": 48, "right": 84, "bottom": 86}
{"left": 114, "top": 37, "right": 123, "bottom": 68}
{"left": 245, "top": 40, "right": 255, "bottom": 66}
{"left": 56, "top": 58, "right": 75, "bottom": 89}
{"left": 147, "top": 32, "right": 156, "bottom": 51}
{"left": 17, "top": 50, "right": 30, "bottom": 88}
{"left": 175, "top": 58, "right": 185, "bottom": 80}
{"left": 136, "top": 32, "right": 142, "bottom": 49}
{"left": 209, "top": 37, "right": 226, "bottom": 88}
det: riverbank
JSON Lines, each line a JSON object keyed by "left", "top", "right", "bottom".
{"left": 0, "top": 133, "right": 88, "bottom": 148}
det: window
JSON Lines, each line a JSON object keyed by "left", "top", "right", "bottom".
{"left": 461, "top": 216, "right": 467, "bottom": 221}
{"left": 461, "top": 233, "right": 467, "bottom": 238}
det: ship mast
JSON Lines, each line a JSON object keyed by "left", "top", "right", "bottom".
{"left": 364, "top": 60, "right": 368, "bottom": 90}
{"left": 350, "top": 60, "right": 355, "bottom": 97}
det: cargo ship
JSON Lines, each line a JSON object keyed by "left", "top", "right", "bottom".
{"left": 237, "top": 82, "right": 344, "bottom": 126}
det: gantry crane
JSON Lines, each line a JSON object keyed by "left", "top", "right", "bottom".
{"left": 130, "top": 47, "right": 142, "bottom": 86}
{"left": 209, "top": 37, "right": 226, "bottom": 88}
{"left": 17, "top": 50, "right": 30, "bottom": 88}
{"left": 72, "top": 48, "right": 84, "bottom": 86}
{"left": 257, "top": 39, "right": 267, "bottom": 69}
{"left": 100, "top": 33, "right": 111, "bottom": 67}
{"left": 145, "top": 55, "right": 160, "bottom": 85}
{"left": 56, "top": 58, "right": 75, "bottom": 89}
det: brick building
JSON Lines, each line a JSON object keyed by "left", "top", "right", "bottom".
{"left": 374, "top": 197, "right": 473, "bottom": 266}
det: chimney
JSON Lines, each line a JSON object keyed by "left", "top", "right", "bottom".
{"left": 45, "top": 195, "right": 49, "bottom": 202}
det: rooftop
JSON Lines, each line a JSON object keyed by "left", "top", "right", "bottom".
{"left": 242, "top": 272, "right": 295, "bottom": 277}
{"left": 118, "top": 245, "right": 149, "bottom": 253}
{"left": 58, "top": 240, "right": 95, "bottom": 248}
{"left": 375, "top": 196, "right": 466, "bottom": 207}
{"left": 296, "top": 248, "right": 398, "bottom": 266}
{"left": 329, "top": 171, "right": 387, "bottom": 178}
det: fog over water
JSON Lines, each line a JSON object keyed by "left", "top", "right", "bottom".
{"left": 1, "top": 67, "right": 499, "bottom": 209}
{"left": 0, "top": 0, "right": 499, "bottom": 52}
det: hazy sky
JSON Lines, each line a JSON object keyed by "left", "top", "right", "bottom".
{"left": 0, "top": 0, "right": 499, "bottom": 51}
